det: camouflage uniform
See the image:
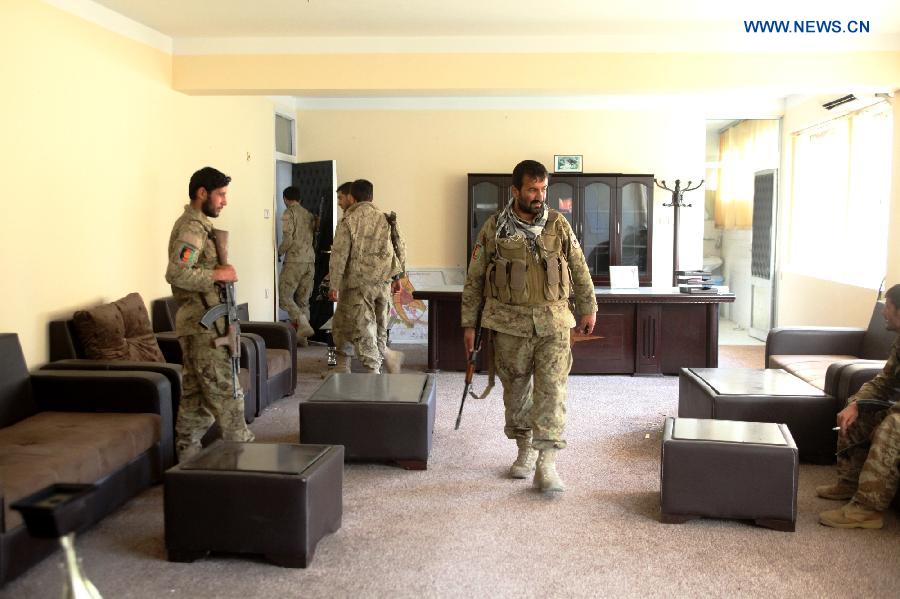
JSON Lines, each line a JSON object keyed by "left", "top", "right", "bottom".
{"left": 166, "top": 205, "right": 254, "bottom": 460}
{"left": 329, "top": 201, "right": 401, "bottom": 371}
{"left": 835, "top": 338, "right": 900, "bottom": 511}
{"left": 461, "top": 210, "right": 597, "bottom": 449}
{"left": 278, "top": 203, "right": 316, "bottom": 334}
{"left": 376, "top": 212, "right": 408, "bottom": 356}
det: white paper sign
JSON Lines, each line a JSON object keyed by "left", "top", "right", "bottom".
{"left": 609, "top": 265, "right": 639, "bottom": 288}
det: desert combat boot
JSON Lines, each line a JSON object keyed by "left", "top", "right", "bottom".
{"left": 815, "top": 481, "right": 856, "bottom": 501}
{"left": 509, "top": 438, "right": 538, "bottom": 479}
{"left": 321, "top": 352, "right": 351, "bottom": 378}
{"left": 382, "top": 348, "right": 405, "bottom": 374}
{"left": 533, "top": 448, "right": 565, "bottom": 493}
{"left": 819, "top": 501, "right": 884, "bottom": 529}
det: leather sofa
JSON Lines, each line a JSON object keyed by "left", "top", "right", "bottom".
{"left": 152, "top": 296, "right": 297, "bottom": 415}
{"left": 48, "top": 293, "right": 259, "bottom": 425}
{"left": 0, "top": 333, "right": 173, "bottom": 586}
{"left": 766, "top": 301, "right": 893, "bottom": 395}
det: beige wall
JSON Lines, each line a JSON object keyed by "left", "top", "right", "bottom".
{"left": 0, "top": 0, "right": 277, "bottom": 366}
{"left": 776, "top": 94, "right": 900, "bottom": 327}
{"left": 174, "top": 51, "right": 900, "bottom": 96}
{"left": 296, "top": 107, "right": 707, "bottom": 281}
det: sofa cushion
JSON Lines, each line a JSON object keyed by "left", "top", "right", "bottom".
{"left": 73, "top": 293, "right": 165, "bottom": 363}
{"left": 266, "top": 349, "right": 292, "bottom": 378}
{"left": 769, "top": 355, "right": 857, "bottom": 390}
{"left": 0, "top": 411, "right": 160, "bottom": 531}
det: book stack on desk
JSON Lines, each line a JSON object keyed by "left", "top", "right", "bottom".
{"left": 676, "top": 270, "right": 719, "bottom": 294}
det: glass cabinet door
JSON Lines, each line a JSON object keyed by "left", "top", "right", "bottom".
{"left": 581, "top": 179, "right": 614, "bottom": 277}
{"left": 547, "top": 181, "right": 575, "bottom": 230}
{"left": 471, "top": 179, "right": 503, "bottom": 250}
{"left": 619, "top": 179, "right": 651, "bottom": 277}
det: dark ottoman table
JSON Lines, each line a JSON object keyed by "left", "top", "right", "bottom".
{"left": 165, "top": 441, "right": 343, "bottom": 568}
{"left": 299, "top": 373, "right": 436, "bottom": 470}
{"left": 679, "top": 368, "right": 839, "bottom": 463}
{"left": 660, "top": 417, "right": 798, "bottom": 531}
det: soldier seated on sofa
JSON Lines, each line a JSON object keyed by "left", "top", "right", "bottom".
{"left": 818, "top": 284, "right": 900, "bottom": 529}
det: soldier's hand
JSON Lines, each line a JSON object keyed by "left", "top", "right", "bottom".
{"left": 577, "top": 313, "right": 596, "bottom": 336}
{"left": 328, "top": 289, "right": 338, "bottom": 302}
{"left": 463, "top": 327, "right": 475, "bottom": 355}
{"left": 213, "top": 264, "right": 238, "bottom": 283}
{"left": 836, "top": 402, "right": 859, "bottom": 436}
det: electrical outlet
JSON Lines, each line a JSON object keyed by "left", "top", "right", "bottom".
{"left": 264, "top": 288, "right": 269, "bottom": 298}
{"left": 263, "top": 209, "right": 270, "bottom": 219}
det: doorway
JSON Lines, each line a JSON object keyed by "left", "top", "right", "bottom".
{"left": 704, "top": 119, "right": 780, "bottom": 344}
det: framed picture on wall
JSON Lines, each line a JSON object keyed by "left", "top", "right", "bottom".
{"left": 554, "top": 155, "right": 582, "bottom": 173}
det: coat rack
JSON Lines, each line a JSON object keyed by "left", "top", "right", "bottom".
{"left": 655, "top": 179, "right": 703, "bottom": 286}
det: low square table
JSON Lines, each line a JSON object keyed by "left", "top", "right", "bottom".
{"left": 678, "top": 368, "right": 839, "bottom": 463}
{"left": 165, "top": 441, "right": 343, "bottom": 568}
{"left": 299, "top": 373, "right": 436, "bottom": 470}
{"left": 660, "top": 417, "right": 798, "bottom": 531}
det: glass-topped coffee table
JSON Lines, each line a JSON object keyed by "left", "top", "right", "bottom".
{"left": 165, "top": 441, "right": 343, "bottom": 567}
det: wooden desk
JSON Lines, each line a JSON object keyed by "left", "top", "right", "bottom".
{"left": 412, "top": 286, "right": 735, "bottom": 375}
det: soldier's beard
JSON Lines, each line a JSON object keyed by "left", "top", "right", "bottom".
{"left": 516, "top": 196, "right": 543, "bottom": 216}
{"left": 201, "top": 198, "right": 220, "bottom": 218}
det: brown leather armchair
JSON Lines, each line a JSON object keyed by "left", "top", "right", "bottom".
{"left": 152, "top": 296, "right": 297, "bottom": 415}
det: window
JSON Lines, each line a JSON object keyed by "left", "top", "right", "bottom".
{"left": 788, "top": 102, "right": 892, "bottom": 288}
{"left": 275, "top": 113, "right": 294, "bottom": 156}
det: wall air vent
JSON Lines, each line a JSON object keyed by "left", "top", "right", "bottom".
{"left": 822, "top": 94, "right": 856, "bottom": 110}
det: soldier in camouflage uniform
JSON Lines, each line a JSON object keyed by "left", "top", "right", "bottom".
{"left": 818, "top": 284, "right": 900, "bottom": 529}
{"left": 328, "top": 179, "right": 405, "bottom": 373}
{"left": 278, "top": 185, "right": 317, "bottom": 345}
{"left": 461, "top": 160, "right": 597, "bottom": 493}
{"left": 165, "top": 166, "right": 255, "bottom": 462}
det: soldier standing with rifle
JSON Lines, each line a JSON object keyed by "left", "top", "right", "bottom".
{"left": 165, "top": 166, "right": 254, "bottom": 463}
{"left": 461, "top": 160, "right": 597, "bottom": 493}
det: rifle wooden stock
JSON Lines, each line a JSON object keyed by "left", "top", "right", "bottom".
{"left": 212, "top": 229, "right": 229, "bottom": 266}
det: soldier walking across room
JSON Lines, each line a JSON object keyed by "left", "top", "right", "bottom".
{"left": 278, "top": 185, "right": 317, "bottom": 345}
{"left": 328, "top": 179, "right": 405, "bottom": 374}
{"left": 461, "top": 159, "right": 597, "bottom": 493}
{"left": 165, "top": 166, "right": 254, "bottom": 462}
{"left": 818, "top": 283, "right": 900, "bottom": 529}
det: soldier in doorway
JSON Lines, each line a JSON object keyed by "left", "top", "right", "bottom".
{"left": 278, "top": 185, "right": 317, "bottom": 345}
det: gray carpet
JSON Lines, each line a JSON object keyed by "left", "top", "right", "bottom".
{"left": 5, "top": 345, "right": 899, "bottom": 598}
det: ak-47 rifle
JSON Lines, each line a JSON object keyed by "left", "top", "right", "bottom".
{"left": 456, "top": 307, "right": 485, "bottom": 430}
{"left": 199, "top": 229, "right": 241, "bottom": 400}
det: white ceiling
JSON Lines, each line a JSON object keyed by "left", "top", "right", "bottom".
{"left": 87, "top": 0, "right": 900, "bottom": 41}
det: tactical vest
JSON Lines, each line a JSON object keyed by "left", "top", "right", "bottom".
{"left": 484, "top": 212, "right": 571, "bottom": 306}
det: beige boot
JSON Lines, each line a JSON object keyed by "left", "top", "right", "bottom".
{"left": 533, "top": 448, "right": 565, "bottom": 493}
{"left": 816, "top": 481, "right": 856, "bottom": 501}
{"left": 382, "top": 348, "right": 405, "bottom": 374}
{"left": 296, "top": 315, "right": 315, "bottom": 339}
{"left": 322, "top": 353, "right": 351, "bottom": 378}
{"left": 819, "top": 501, "right": 884, "bottom": 529}
{"left": 509, "top": 438, "right": 538, "bottom": 479}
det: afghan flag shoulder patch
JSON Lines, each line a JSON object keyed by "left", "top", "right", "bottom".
{"left": 178, "top": 244, "right": 198, "bottom": 265}
{"left": 470, "top": 243, "right": 482, "bottom": 263}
